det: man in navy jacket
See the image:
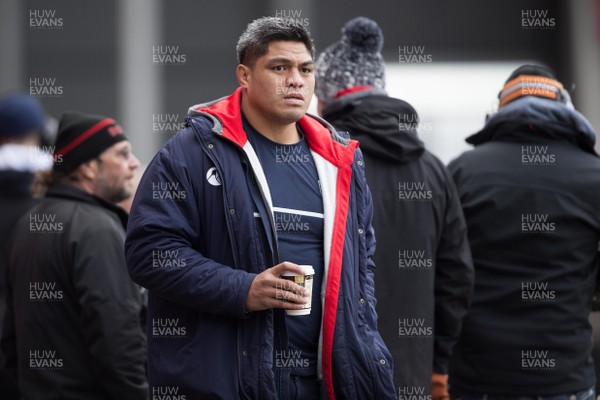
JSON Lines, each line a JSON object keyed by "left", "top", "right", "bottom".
{"left": 125, "top": 17, "right": 396, "bottom": 400}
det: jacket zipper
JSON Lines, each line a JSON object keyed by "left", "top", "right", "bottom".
{"left": 190, "top": 117, "right": 282, "bottom": 399}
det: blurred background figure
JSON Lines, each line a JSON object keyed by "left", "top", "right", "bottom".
{"left": 448, "top": 65, "right": 600, "bottom": 400}
{"left": 0, "top": 92, "right": 51, "bottom": 400}
{"left": 2, "top": 111, "right": 147, "bottom": 400}
{"left": 315, "top": 17, "right": 475, "bottom": 400}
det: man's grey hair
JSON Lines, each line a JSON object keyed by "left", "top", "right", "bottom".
{"left": 236, "top": 17, "right": 315, "bottom": 66}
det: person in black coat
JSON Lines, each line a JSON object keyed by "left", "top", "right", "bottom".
{"left": 447, "top": 65, "right": 600, "bottom": 399}
{"left": 0, "top": 93, "right": 51, "bottom": 400}
{"left": 315, "top": 17, "right": 475, "bottom": 400}
{"left": 2, "top": 111, "right": 148, "bottom": 399}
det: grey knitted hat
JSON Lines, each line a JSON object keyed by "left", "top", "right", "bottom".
{"left": 315, "top": 17, "right": 385, "bottom": 103}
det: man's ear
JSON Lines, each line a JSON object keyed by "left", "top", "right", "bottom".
{"left": 237, "top": 64, "right": 250, "bottom": 88}
{"left": 77, "top": 159, "right": 99, "bottom": 181}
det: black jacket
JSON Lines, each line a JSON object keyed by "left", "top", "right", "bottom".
{"left": 0, "top": 170, "right": 37, "bottom": 400}
{"left": 2, "top": 184, "right": 148, "bottom": 400}
{"left": 323, "top": 89, "right": 474, "bottom": 392}
{"left": 448, "top": 96, "right": 600, "bottom": 395}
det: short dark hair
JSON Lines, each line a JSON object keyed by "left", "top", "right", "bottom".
{"left": 236, "top": 17, "right": 315, "bottom": 66}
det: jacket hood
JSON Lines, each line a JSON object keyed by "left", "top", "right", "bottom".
{"left": 321, "top": 88, "right": 425, "bottom": 163}
{"left": 187, "top": 87, "right": 358, "bottom": 169}
{"left": 467, "top": 96, "right": 597, "bottom": 154}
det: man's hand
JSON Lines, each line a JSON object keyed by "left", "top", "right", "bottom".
{"left": 245, "top": 262, "right": 311, "bottom": 312}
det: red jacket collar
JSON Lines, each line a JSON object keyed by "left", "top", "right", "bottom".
{"left": 195, "top": 87, "right": 358, "bottom": 168}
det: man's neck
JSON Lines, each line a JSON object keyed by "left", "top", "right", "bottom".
{"left": 68, "top": 179, "right": 94, "bottom": 196}
{"left": 241, "top": 99, "right": 301, "bottom": 144}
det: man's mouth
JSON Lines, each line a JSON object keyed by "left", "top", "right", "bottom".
{"left": 283, "top": 93, "right": 304, "bottom": 101}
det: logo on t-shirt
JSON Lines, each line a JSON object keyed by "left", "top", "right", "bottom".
{"left": 206, "top": 167, "right": 222, "bottom": 186}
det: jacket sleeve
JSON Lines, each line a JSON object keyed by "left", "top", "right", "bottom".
{"left": 125, "top": 135, "right": 256, "bottom": 318}
{"left": 0, "top": 262, "right": 19, "bottom": 400}
{"left": 433, "top": 166, "right": 475, "bottom": 373}
{"left": 356, "top": 149, "right": 378, "bottom": 314}
{"left": 73, "top": 221, "right": 148, "bottom": 400}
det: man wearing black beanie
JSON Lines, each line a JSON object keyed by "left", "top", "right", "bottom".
{"left": 1, "top": 111, "right": 148, "bottom": 399}
{"left": 447, "top": 65, "right": 600, "bottom": 399}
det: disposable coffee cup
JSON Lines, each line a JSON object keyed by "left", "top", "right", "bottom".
{"left": 281, "top": 265, "right": 314, "bottom": 316}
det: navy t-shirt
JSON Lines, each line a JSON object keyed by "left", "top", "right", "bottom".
{"left": 243, "top": 116, "right": 324, "bottom": 377}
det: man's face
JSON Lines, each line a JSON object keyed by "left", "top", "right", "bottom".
{"left": 241, "top": 41, "right": 314, "bottom": 125}
{"left": 95, "top": 141, "right": 140, "bottom": 204}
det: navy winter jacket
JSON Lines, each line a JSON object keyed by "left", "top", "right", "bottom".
{"left": 125, "top": 88, "right": 396, "bottom": 400}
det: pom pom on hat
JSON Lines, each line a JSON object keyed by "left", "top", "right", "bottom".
{"left": 315, "top": 17, "right": 386, "bottom": 103}
{"left": 342, "top": 17, "right": 384, "bottom": 53}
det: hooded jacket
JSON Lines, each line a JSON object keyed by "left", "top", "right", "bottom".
{"left": 322, "top": 88, "right": 474, "bottom": 393}
{"left": 125, "top": 87, "right": 396, "bottom": 400}
{"left": 0, "top": 144, "right": 49, "bottom": 400}
{"left": 2, "top": 183, "right": 148, "bottom": 400}
{"left": 448, "top": 96, "right": 600, "bottom": 395}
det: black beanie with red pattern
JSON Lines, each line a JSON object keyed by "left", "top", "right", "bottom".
{"left": 53, "top": 111, "right": 127, "bottom": 174}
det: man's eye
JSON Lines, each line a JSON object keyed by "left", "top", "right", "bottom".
{"left": 273, "top": 65, "right": 286, "bottom": 71}
{"left": 301, "top": 67, "right": 313, "bottom": 74}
